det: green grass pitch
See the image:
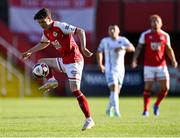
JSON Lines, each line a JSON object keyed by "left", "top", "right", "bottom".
{"left": 0, "top": 97, "right": 180, "bottom": 137}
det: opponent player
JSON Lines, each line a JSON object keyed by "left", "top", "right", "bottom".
{"left": 97, "top": 25, "right": 135, "bottom": 117}
{"left": 131, "top": 14, "right": 178, "bottom": 116}
{"left": 22, "top": 8, "right": 95, "bottom": 130}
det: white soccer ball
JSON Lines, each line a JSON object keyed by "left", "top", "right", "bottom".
{"left": 32, "top": 62, "right": 49, "bottom": 78}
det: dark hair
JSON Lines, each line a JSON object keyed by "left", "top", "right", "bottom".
{"left": 34, "top": 8, "right": 51, "bottom": 20}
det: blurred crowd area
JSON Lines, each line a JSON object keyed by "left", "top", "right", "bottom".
{"left": 0, "top": 0, "right": 180, "bottom": 96}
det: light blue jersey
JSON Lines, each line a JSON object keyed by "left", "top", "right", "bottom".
{"left": 98, "top": 36, "right": 132, "bottom": 86}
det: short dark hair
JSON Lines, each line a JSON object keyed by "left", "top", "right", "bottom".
{"left": 34, "top": 8, "right": 51, "bottom": 20}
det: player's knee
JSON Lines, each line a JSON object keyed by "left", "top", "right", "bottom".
{"left": 161, "top": 86, "right": 169, "bottom": 92}
{"left": 144, "top": 86, "right": 152, "bottom": 92}
{"left": 70, "top": 84, "right": 80, "bottom": 92}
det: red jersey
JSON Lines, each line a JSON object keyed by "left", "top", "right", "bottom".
{"left": 41, "top": 21, "right": 83, "bottom": 64}
{"left": 139, "top": 29, "right": 171, "bottom": 66}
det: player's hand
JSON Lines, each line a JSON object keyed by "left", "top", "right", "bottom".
{"left": 81, "top": 48, "right": 93, "bottom": 57}
{"left": 131, "top": 60, "right": 138, "bottom": 68}
{"left": 21, "top": 52, "right": 32, "bottom": 60}
{"left": 98, "top": 64, "right": 105, "bottom": 73}
{"left": 172, "top": 60, "right": 178, "bottom": 68}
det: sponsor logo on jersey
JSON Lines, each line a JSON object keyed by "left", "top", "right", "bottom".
{"left": 150, "top": 42, "right": 161, "bottom": 51}
{"left": 51, "top": 40, "right": 61, "bottom": 49}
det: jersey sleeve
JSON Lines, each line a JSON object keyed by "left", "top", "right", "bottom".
{"left": 166, "top": 33, "right": 171, "bottom": 47}
{"left": 40, "top": 34, "right": 50, "bottom": 43}
{"left": 54, "top": 21, "right": 76, "bottom": 35}
{"left": 122, "top": 37, "right": 132, "bottom": 47}
{"left": 117, "top": 37, "right": 132, "bottom": 49}
{"left": 97, "top": 39, "right": 105, "bottom": 52}
{"left": 138, "top": 32, "right": 145, "bottom": 44}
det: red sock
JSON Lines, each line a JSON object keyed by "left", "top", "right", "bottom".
{"left": 154, "top": 90, "right": 168, "bottom": 107}
{"left": 46, "top": 67, "right": 53, "bottom": 80}
{"left": 143, "top": 90, "right": 151, "bottom": 112}
{"left": 73, "top": 90, "right": 90, "bottom": 118}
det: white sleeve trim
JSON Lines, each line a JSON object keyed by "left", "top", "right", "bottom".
{"left": 54, "top": 21, "right": 76, "bottom": 35}
{"left": 138, "top": 29, "right": 151, "bottom": 44}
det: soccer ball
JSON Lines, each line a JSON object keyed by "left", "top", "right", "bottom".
{"left": 32, "top": 62, "right": 49, "bottom": 78}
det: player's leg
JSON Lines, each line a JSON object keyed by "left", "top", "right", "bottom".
{"left": 105, "top": 71, "right": 122, "bottom": 117}
{"left": 114, "top": 73, "right": 124, "bottom": 117}
{"left": 153, "top": 66, "right": 170, "bottom": 116}
{"left": 105, "top": 72, "right": 115, "bottom": 117}
{"left": 143, "top": 66, "right": 155, "bottom": 116}
{"left": 65, "top": 61, "right": 95, "bottom": 130}
{"left": 38, "top": 58, "right": 63, "bottom": 92}
{"left": 143, "top": 81, "right": 153, "bottom": 116}
{"left": 108, "top": 83, "right": 121, "bottom": 117}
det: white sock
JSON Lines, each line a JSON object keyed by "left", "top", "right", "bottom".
{"left": 107, "top": 92, "right": 113, "bottom": 111}
{"left": 114, "top": 92, "right": 120, "bottom": 114}
{"left": 110, "top": 92, "right": 120, "bottom": 114}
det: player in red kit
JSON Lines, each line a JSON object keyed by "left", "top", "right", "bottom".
{"left": 131, "top": 14, "right": 178, "bottom": 116}
{"left": 22, "top": 8, "right": 95, "bottom": 130}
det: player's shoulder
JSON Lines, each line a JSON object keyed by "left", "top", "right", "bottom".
{"left": 118, "top": 36, "right": 128, "bottom": 41}
{"left": 141, "top": 29, "right": 152, "bottom": 36}
{"left": 101, "top": 37, "right": 111, "bottom": 42}
{"left": 159, "top": 29, "right": 170, "bottom": 37}
{"left": 53, "top": 21, "right": 69, "bottom": 29}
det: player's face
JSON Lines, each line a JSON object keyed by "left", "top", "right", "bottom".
{"left": 108, "top": 26, "right": 120, "bottom": 39}
{"left": 37, "top": 17, "right": 52, "bottom": 29}
{"left": 150, "top": 17, "right": 162, "bottom": 31}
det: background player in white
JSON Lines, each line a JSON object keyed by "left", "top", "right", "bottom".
{"left": 131, "top": 14, "right": 178, "bottom": 116}
{"left": 22, "top": 8, "right": 95, "bottom": 130}
{"left": 96, "top": 25, "right": 135, "bottom": 117}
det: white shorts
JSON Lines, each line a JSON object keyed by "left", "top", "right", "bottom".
{"left": 56, "top": 58, "right": 84, "bottom": 82}
{"left": 105, "top": 70, "right": 125, "bottom": 86}
{"left": 144, "top": 66, "right": 169, "bottom": 81}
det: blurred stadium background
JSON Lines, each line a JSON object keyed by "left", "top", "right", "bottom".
{"left": 0, "top": 0, "right": 180, "bottom": 97}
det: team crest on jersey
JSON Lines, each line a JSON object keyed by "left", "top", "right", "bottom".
{"left": 118, "top": 41, "right": 122, "bottom": 44}
{"left": 53, "top": 31, "right": 58, "bottom": 37}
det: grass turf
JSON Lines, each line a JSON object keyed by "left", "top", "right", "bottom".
{"left": 0, "top": 97, "right": 180, "bottom": 137}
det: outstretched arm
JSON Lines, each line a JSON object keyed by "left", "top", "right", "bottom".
{"left": 22, "top": 42, "right": 49, "bottom": 60}
{"left": 75, "top": 27, "right": 93, "bottom": 57}
{"left": 131, "top": 44, "right": 143, "bottom": 68}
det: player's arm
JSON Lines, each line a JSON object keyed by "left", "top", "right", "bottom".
{"left": 22, "top": 42, "right": 50, "bottom": 60}
{"left": 124, "top": 43, "right": 135, "bottom": 52}
{"left": 75, "top": 27, "right": 93, "bottom": 57}
{"left": 96, "top": 51, "right": 105, "bottom": 73}
{"left": 131, "top": 43, "right": 144, "bottom": 68}
{"left": 115, "top": 37, "right": 135, "bottom": 52}
{"left": 59, "top": 22, "right": 93, "bottom": 57}
{"left": 166, "top": 45, "right": 178, "bottom": 68}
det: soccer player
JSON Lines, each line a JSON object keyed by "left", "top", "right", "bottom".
{"left": 131, "top": 14, "right": 178, "bottom": 116}
{"left": 22, "top": 8, "right": 95, "bottom": 130}
{"left": 96, "top": 25, "right": 135, "bottom": 117}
